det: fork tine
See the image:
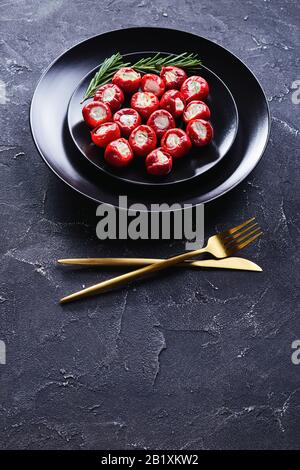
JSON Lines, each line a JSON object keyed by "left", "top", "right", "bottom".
{"left": 221, "top": 222, "right": 258, "bottom": 241}
{"left": 228, "top": 231, "right": 263, "bottom": 254}
{"left": 225, "top": 227, "right": 261, "bottom": 246}
{"left": 223, "top": 217, "right": 256, "bottom": 236}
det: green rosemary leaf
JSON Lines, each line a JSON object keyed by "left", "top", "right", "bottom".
{"left": 132, "top": 52, "right": 201, "bottom": 73}
{"left": 83, "top": 52, "right": 201, "bottom": 101}
{"left": 82, "top": 53, "right": 129, "bottom": 101}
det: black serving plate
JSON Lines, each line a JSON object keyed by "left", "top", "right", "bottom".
{"left": 68, "top": 58, "right": 238, "bottom": 188}
{"left": 30, "top": 27, "right": 270, "bottom": 210}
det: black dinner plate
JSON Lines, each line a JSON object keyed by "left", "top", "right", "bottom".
{"left": 68, "top": 58, "right": 238, "bottom": 188}
{"left": 30, "top": 27, "right": 270, "bottom": 210}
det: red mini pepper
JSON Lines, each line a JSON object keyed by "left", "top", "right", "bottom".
{"left": 129, "top": 125, "right": 157, "bottom": 157}
{"left": 186, "top": 119, "right": 214, "bottom": 147}
{"left": 161, "top": 128, "right": 192, "bottom": 158}
{"left": 91, "top": 122, "right": 121, "bottom": 148}
{"left": 180, "top": 75, "right": 209, "bottom": 103}
{"left": 104, "top": 138, "right": 134, "bottom": 167}
{"left": 131, "top": 92, "right": 160, "bottom": 120}
{"left": 141, "top": 73, "right": 165, "bottom": 97}
{"left": 113, "top": 108, "right": 142, "bottom": 137}
{"left": 160, "top": 66, "right": 187, "bottom": 90}
{"left": 147, "top": 109, "right": 175, "bottom": 139}
{"left": 82, "top": 101, "right": 112, "bottom": 128}
{"left": 94, "top": 83, "right": 124, "bottom": 112}
{"left": 145, "top": 148, "right": 173, "bottom": 176}
{"left": 183, "top": 100, "right": 211, "bottom": 124}
{"left": 160, "top": 90, "right": 185, "bottom": 119}
{"left": 112, "top": 67, "right": 141, "bottom": 94}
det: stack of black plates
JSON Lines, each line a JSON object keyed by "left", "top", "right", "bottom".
{"left": 30, "top": 27, "right": 270, "bottom": 210}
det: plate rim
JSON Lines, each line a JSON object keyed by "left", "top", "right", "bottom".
{"left": 30, "top": 26, "right": 271, "bottom": 209}
{"left": 67, "top": 60, "right": 239, "bottom": 188}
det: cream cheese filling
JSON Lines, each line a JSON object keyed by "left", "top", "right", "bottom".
{"left": 145, "top": 79, "right": 160, "bottom": 94}
{"left": 165, "top": 71, "right": 176, "bottom": 83}
{"left": 96, "top": 123, "right": 115, "bottom": 135}
{"left": 186, "top": 103, "right": 204, "bottom": 119}
{"left": 103, "top": 88, "right": 115, "bottom": 101}
{"left": 119, "top": 114, "right": 135, "bottom": 126}
{"left": 154, "top": 115, "right": 169, "bottom": 129}
{"left": 116, "top": 141, "right": 130, "bottom": 156}
{"left": 187, "top": 80, "right": 201, "bottom": 94}
{"left": 90, "top": 106, "right": 106, "bottom": 120}
{"left": 175, "top": 97, "right": 184, "bottom": 111}
{"left": 156, "top": 150, "right": 169, "bottom": 164}
{"left": 191, "top": 121, "right": 207, "bottom": 139}
{"left": 166, "top": 133, "right": 180, "bottom": 148}
{"left": 122, "top": 71, "right": 139, "bottom": 81}
{"left": 135, "top": 130, "right": 148, "bottom": 146}
{"left": 136, "top": 93, "right": 151, "bottom": 107}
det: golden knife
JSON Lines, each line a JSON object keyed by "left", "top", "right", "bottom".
{"left": 58, "top": 257, "right": 262, "bottom": 272}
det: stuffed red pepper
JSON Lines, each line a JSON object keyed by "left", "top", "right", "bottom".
{"left": 161, "top": 128, "right": 192, "bottom": 158}
{"left": 112, "top": 67, "right": 141, "bottom": 94}
{"left": 129, "top": 125, "right": 157, "bottom": 157}
{"left": 82, "top": 101, "right": 112, "bottom": 128}
{"left": 94, "top": 83, "right": 124, "bottom": 112}
{"left": 104, "top": 138, "right": 134, "bottom": 167}
{"left": 180, "top": 75, "right": 209, "bottom": 103}
{"left": 183, "top": 100, "right": 211, "bottom": 123}
{"left": 131, "top": 92, "right": 160, "bottom": 120}
{"left": 141, "top": 73, "right": 165, "bottom": 97}
{"left": 147, "top": 109, "right": 175, "bottom": 139}
{"left": 113, "top": 108, "right": 141, "bottom": 137}
{"left": 186, "top": 119, "right": 214, "bottom": 147}
{"left": 160, "top": 66, "right": 187, "bottom": 90}
{"left": 91, "top": 122, "right": 121, "bottom": 148}
{"left": 145, "top": 148, "right": 173, "bottom": 176}
{"left": 160, "top": 90, "right": 185, "bottom": 119}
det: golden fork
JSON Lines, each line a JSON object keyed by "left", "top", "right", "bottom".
{"left": 60, "top": 217, "right": 262, "bottom": 304}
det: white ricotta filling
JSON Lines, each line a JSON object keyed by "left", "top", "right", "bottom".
{"left": 166, "top": 133, "right": 180, "bottom": 148}
{"left": 116, "top": 141, "right": 130, "bottom": 156}
{"left": 165, "top": 71, "right": 176, "bottom": 83}
{"left": 186, "top": 103, "right": 203, "bottom": 119}
{"left": 145, "top": 79, "right": 160, "bottom": 94}
{"left": 187, "top": 80, "right": 201, "bottom": 94}
{"left": 154, "top": 115, "right": 169, "bottom": 129}
{"left": 103, "top": 88, "right": 115, "bottom": 101}
{"left": 156, "top": 150, "right": 169, "bottom": 164}
{"left": 175, "top": 97, "right": 184, "bottom": 111}
{"left": 191, "top": 121, "right": 207, "bottom": 139}
{"left": 119, "top": 114, "right": 135, "bottom": 126}
{"left": 122, "top": 71, "right": 139, "bottom": 81}
{"left": 135, "top": 131, "right": 148, "bottom": 146}
{"left": 96, "top": 123, "right": 115, "bottom": 135}
{"left": 136, "top": 93, "right": 151, "bottom": 106}
{"left": 90, "top": 106, "right": 106, "bottom": 120}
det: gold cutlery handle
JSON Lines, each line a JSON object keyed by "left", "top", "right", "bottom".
{"left": 58, "top": 257, "right": 209, "bottom": 267}
{"left": 60, "top": 247, "right": 207, "bottom": 303}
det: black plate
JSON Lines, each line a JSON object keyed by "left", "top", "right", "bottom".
{"left": 30, "top": 27, "right": 270, "bottom": 210}
{"left": 68, "top": 59, "right": 238, "bottom": 188}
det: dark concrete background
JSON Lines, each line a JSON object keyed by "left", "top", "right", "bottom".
{"left": 0, "top": 0, "right": 299, "bottom": 450}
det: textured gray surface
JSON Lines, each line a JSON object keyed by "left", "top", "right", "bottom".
{"left": 0, "top": 0, "right": 299, "bottom": 450}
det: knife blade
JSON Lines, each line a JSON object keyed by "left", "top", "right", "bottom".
{"left": 57, "top": 257, "right": 262, "bottom": 272}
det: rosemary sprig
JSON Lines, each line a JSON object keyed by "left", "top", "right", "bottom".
{"left": 132, "top": 52, "right": 201, "bottom": 73}
{"left": 82, "top": 53, "right": 129, "bottom": 101}
{"left": 83, "top": 52, "right": 201, "bottom": 101}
